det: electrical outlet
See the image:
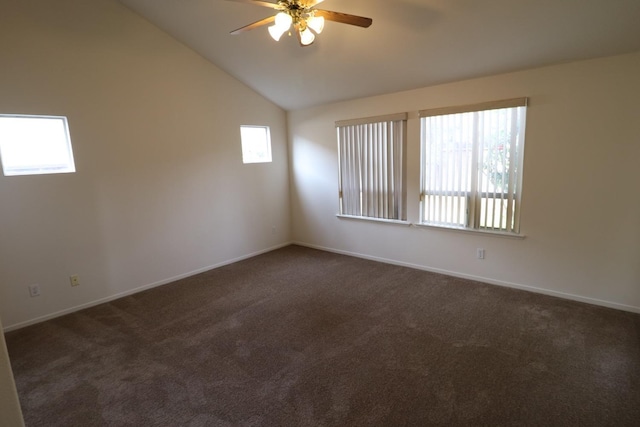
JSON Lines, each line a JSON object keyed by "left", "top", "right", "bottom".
{"left": 477, "top": 248, "right": 485, "bottom": 260}
{"left": 28, "top": 284, "right": 41, "bottom": 297}
{"left": 70, "top": 274, "right": 80, "bottom": 287}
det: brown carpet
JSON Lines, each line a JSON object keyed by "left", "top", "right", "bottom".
{"left": 5, "top": 245, "right": 640, "bottom": 426}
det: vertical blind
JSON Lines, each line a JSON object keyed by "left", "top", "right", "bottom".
{"left": 337, "top": 113, "right": 407, "bottom": 220}
{"left": 420, "top": 99, "right": 527, "bottom": 233}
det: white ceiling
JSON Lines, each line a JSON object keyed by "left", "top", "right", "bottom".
{"left": 119, "top": 0, "right": 640, "bottom": 110}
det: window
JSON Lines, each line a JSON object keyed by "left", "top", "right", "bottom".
{"left": 240, "top": 125, "right": 272, "bottom": 164}
{"left": 0, "top": 114, "right": 75, "bottom": 176}
{"left": 337, "top": 113, "right": 407, "bottom": 221}
{"left": 420, "top": 98, "right": 527, "bottom": 234}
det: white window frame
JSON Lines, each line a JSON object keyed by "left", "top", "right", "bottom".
{"left": 0, "top": 114, "right": 76, "bottom": 176}
{"left": 240, "top": 125, "right": 272, "bottom": 164}
{"left": 337, "top": 113, "right": 408, "bottom": 222}
{"left": 419, "top": 98, "right": 527, "bottom": 235}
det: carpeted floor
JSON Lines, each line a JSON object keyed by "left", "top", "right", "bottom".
{"left": 5, "top": 245, "right": 640, "bottom": 426}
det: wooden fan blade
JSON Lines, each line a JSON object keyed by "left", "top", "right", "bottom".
{"left": 315, "top": 9, "right": 372, "bottom": 28}
{"left": 225, "top": 0, "right": 280, "bottom": 9}
{"left": 230, "top": 15, "right": 276, "bottom": 35}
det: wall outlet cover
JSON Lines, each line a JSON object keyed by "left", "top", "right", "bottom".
{"left": 28, "top": 284, "right": 41, "bottom": 297}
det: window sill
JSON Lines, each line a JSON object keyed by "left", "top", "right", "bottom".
{"left": 336, "top": 216, "right": 525, "bottom": 239}
{"left": 412, "top": 223, "right": 526, "bottom": 239}
{"left": 336, "top": 214, "right": 411, "bottom": 226}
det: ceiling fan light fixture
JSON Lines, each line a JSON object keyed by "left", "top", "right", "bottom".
{"left": 307, "top": 15, "right": 324, "bottom": 34}
{"left": 299, "top": 27, "right": 315, "bottom": 46}
{"left": 268, "top": 11, "right": 292, "bottom": 41}
{"left": 274, "top": 11, "right": 293, "bottom": 29}
{"left": 268, "top": 24, "right": 287, "bottom": 41}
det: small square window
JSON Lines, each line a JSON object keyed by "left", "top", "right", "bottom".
{"left": 240, "top": 125, "right": 272, "bottom": 164}
{"left": 0, "top": 114, "right": 76, "bottom": 176}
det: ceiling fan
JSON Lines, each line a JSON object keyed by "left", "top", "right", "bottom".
{"left": 227, "top": 0, "right": 373, "bottom": 47}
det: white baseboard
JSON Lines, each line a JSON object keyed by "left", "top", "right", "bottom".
{"left": 3, "top": 242, "right": 293, "bottom": 332}
{"left": 293, "top": 241, "right": 640, "bottom": 315}
{"left": 6, "top": 240, "right": 637, "bottom": 332}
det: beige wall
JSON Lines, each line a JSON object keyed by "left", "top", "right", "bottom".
{"left": 288, "top": 52, "right": 640, "bottom": 312}
{"left": 0, "top": 0, "right": 290, "bottom": 329}
{"left": 0, "top": 318, "right": 24, "bottom": 427}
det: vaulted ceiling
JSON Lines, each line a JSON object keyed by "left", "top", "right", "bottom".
{"left": 119, "top": 0, "right": 640, "bottom": 110}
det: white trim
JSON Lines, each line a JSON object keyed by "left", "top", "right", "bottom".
{"left": 2, "top": 242, "right": 292, "bottom": 332}
{"left": 336, "top": 216, "right": 524, "bottom": 238}
{"left": 7, "top": 240, "right": 637, "bottom": 331}
{"left": 412, "top": 223, "right": 526, "bottom": 239}
{"left": 336, "top": 214, "right": 411, "bottom": 226}
{"left": 292, "top": 241, "right": 640, "bottom": 314}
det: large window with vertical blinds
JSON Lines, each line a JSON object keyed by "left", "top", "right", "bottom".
{"left": 337, "top": 113, "right": 407, "bottom": 221}
{"left": 419, "top": 98, "right": 527, "bottom": 234}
